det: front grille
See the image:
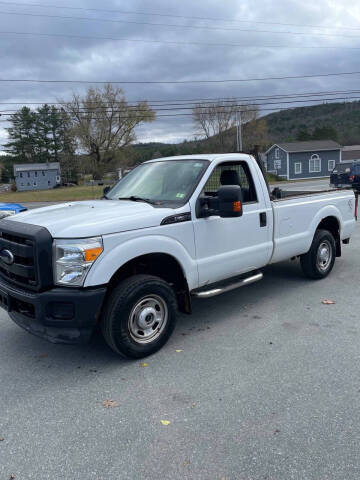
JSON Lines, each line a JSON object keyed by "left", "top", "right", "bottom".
{"left": 0, "top": 220, "right": 53, "bottom": 291}
{"left": 0, "top": 233, "right": 37, "bottom": 287}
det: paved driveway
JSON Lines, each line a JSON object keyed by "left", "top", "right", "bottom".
{"left": 1, "top": 218, "right": 360, "bottom": 480}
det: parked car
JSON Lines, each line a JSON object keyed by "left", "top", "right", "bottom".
{"left": 330, "top": 162, "right": 360, "bottom": 192}
{"left": 0, "top": 154, "right": 356, "bottom": 358}
{"left": 0, "top": 202, "right": 27, "bottom": 219}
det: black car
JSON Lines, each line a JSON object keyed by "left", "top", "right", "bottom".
{"left": 330, "top": 162, "right": 360, "bottom": 192}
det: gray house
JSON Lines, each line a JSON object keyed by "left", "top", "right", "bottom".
{"left": 265, "top": 140, "right": 341, "bottom": 180}
{"left": 14, "top": 162, "right": 61, "bottom": 191}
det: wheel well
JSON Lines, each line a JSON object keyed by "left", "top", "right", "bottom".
{"left": 317, "top": 216, "right": 341, "bottom": 257}
{"left": 107, "top": 253, "right": 191, "bottom": 314}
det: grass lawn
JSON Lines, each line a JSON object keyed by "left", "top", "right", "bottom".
{"left": 0, "top": 185, "right": 105, "bottom": 203}
{"left": 266, "top": 173, "right": 286, "bottom": 183}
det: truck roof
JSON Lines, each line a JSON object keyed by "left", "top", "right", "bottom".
{"left": 145, "top": 153, "right": 252, "bottom": 163}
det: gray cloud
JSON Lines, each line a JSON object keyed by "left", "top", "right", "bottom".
{"left": 0, "top": 0, "right": 359, "bottom": 147}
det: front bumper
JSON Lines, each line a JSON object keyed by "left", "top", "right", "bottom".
{"left": 0, "top": 276, "right": 106, "bottom": 344}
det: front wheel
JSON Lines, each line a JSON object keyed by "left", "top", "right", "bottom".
{"left": 101, "top": 274, "right": 178, "bottom": 358}
{"left": 300, "top": 229, "right": 336, "bottom": 279}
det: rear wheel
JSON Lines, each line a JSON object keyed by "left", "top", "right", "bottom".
{"left": 300, "top": 229, "right": 336, "bottom": 279}
{"left": 101, "top": 274, "right": 178, "bottom": 358}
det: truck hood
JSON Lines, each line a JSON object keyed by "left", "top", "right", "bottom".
{"left": 6, "top": 200, "right": 175, "bottom": 238}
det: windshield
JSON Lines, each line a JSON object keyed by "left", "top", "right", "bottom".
{"left": 106, "top": 159, "right": 209, "bottom": 206}
{"left": 333, "top": 163, "right": 351, "bottom": 173}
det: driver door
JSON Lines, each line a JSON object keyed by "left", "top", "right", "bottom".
{"left": 192, "top": 160, "right": 272, "bottom": 286}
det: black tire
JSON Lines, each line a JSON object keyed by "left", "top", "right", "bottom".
{"left": 101, "top": 274, "right": 178, "bottom": 358}
{"left": 300, "top": 229, "right": 336, "bottom": 279}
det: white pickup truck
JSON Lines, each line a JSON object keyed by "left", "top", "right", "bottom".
{"left": 0, "top": 154, "right": 356, "bottom": 357}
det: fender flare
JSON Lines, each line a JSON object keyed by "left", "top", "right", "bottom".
{"left": 84, "top": 234, "right": 198, "bottom": 290}
{"left": 307, "top": 205, "right": 342, "bottom": 251}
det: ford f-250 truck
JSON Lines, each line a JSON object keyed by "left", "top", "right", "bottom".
{"left": 0, "top": 154, "right": 356, "bottom": 358}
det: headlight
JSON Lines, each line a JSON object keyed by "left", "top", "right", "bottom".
{"left": 53, "top": 237, "right": 103, "bottom": 286}
{"left": 0, "top": 210, "right": 16, "bottom": 219}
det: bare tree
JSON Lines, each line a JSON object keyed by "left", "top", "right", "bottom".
{"left": 63, "top": 84, "right": 155, "bottom": 177}
{"left": 193, "top": 100, "right": 260, "bottom": 152}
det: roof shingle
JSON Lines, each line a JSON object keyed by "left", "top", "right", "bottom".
{"left": 276, "top": 140, "right": 341, "bottom": 153}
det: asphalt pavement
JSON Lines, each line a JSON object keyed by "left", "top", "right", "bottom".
{"left": 1, "top": 217, "right": 360, "bottom": 479}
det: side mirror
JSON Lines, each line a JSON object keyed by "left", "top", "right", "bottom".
{"left": 103, "top": 185, "right": 111, "bottom": 196}
{"left": 217, "top": 185, "right": 243, "bottom": 218}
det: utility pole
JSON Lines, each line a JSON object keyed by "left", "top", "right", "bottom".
{"left": 236, "top": 110, "right": 242, "bottom": 152}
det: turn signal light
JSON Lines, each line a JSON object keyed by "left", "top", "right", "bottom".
{"left": 84, "top": 246, "right": 103, "bottom": 262}
{"left": 349, "top": 175, "right": 355, "bottom": 182}
{"left": 233, "top": 201, "right": 242, "bottom": 212}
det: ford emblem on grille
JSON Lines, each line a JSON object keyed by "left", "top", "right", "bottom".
{"left": 0, "top": 249, "right": 14, "bottom": 265}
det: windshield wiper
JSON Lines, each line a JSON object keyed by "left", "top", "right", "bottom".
{"left": 118, "top": 196, "right": 156, "bottom": 205}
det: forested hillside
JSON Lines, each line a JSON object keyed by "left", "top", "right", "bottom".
{"left": 265, "top": 101, "right": 360, "bottom": 145}
{"left": 133, "top": 101, "right": 360, "bottom": 161}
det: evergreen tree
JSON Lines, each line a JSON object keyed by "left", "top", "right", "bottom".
{"left": 312, "top": 126, "right": 338, "bottom": 141}
{"left": 4, "top": 105, "right": 76, "bottom": 177}
{"left": 296, "top": 126, "right": 312, "bottom": 141}
{"left": 4, "top": 107, "right": 37, "bottom": 162}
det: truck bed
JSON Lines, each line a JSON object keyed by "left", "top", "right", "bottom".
{"left": 269, "top": 188, "right": 356, "bottom": 264}
{"left": 271, "top": 187, "right": 352, "bottom": 201}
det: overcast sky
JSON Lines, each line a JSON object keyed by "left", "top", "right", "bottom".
{"left": 0, "top": 0, "right": 360, "bottom": 151}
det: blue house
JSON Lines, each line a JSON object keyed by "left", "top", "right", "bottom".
{"left": 14, "top": 162, "right": 61, "bottom": 191}
{"left": 265, "top": 140, "right": 341, "bottom": 180}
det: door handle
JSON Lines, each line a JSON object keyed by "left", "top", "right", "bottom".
{"left": 259, "top": 212, "right": 267, "bottom": 227}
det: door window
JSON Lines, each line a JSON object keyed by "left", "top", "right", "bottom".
{"left": 203, "top": 162, "right": 257, "bottom": 203}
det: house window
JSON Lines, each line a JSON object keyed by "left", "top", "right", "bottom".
{"left": 20, "top": 172, "right": 23, "bottom": 178}
{"left": 275, "top": 148, "right": 280, "bottom": 159}
{"left": 295, "top": 162, "right": 302, "bottom": 175}
{"left": 328, "top": 160, "right": 335, "bottom": 171}
{"left": 274, "top": 159, "right": 281, "bottom": 170}
{"left": 309, "top": 154, "right": 321, "bottom": 173}
{"left": 27, "top": 172, "right": 30, "bottom": 178}
{"left": 42, "top": 171, "right": 45, "bottom": 176}
{"left": 35, "top": 171, "right": 38, "bottom": 177}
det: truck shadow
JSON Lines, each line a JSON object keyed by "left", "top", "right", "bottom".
{"left": 180, "top": 259, "right": 308, "bottom": 331}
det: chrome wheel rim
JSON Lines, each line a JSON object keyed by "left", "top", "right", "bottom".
{"left": 128, "top": 295, "right": 168, "bottom": 344}
{"left": 317, "top": 240, "right": 332, "bottom": 272}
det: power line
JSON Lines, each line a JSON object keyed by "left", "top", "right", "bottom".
{"left": 0, "top": 99, "right": 355, "bottom": 126}
{"left": 0, "top": 106, "right": 308, "bottom": 125}
{"left": 1, "top": 70, "right": 360, "bottom": 84}
{"left": 2, "top": 88, "right": 360, "bottom": 106}
{"left": 1, "top": 94, "right": 360, "bottom": 116}
{"left": 1, "top": 29, "right": 359, "bottom": 50}
{"left": 0, "top": 0, "right": 358, "bottom": 32}
{"left": 0, "top": 8, "right": 358, "bottom": 39}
